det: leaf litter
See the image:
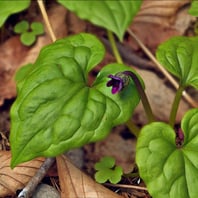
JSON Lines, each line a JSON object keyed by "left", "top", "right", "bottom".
{"left": 0, "top": 1, "right": 196, "bottom": 197}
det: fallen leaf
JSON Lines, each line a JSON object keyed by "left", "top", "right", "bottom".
{"left": 0, "top": 4, "right": 67, "bottom": 106}
{"left": 0, "top": 37, "right": 28, "bottom": 105}
{"left": 0, "top": 150, "right": 45, "bottom": 197}
{"left": 56, "top": 155, "right": 123, "bottom": 198}
{"left": 134, "top": 0, "right": 190, "bottom": 27}
{"left": 129, "top": 0, "right": 194, "bottom": 52}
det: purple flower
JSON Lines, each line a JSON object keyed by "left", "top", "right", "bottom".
{"left": 106, "top": 72, "right": 130, "bottom": 94}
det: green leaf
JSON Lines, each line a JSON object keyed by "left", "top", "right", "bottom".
{"left": 156, "top": 36, "right": 198, "bottom": 89}
{"left": 20, "top": 32, "right": 36, "bottom": 46}
{"left": 14, "top": 20, "right": 29, "bottom": 33}
{"left": 31, "top": 22, "right": 44, "bottom": 35}
{"left": 136, "top": 108, "right": 198, "bottom": 198}
{"left": 188, "top": 0, "right": 198, "bottom": 16}
{"left": 95, "top": 156, "right": 115, "bottom": 170}
{"left": 57, "top": 0, "right": 142, "bottom": 41}
{"left": 10, "top": 33, "right": 141, "bottom": 167}
{"left": 0, "top": 0, "right": 30, "bottom": 27}
{"left": 94, "top": 156, "right": 123, "bottom": 184}
{"left": 15, "top": 63, "right": 33, "bottom": 83}
{"left": 110, "top": 166, "right": 123, "bottom": 184}
{"left": 95, "top": 169, "right": 111, "bottom": 183}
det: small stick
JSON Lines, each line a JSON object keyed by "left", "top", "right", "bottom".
{"left": 37, "top": 0, "right": 56, "bottom": 42}
{"left": 18, "top": 157, "right": 55, "bottom": 198}
{"left": 104, "top": 183, "right": 147, "bottom": 191}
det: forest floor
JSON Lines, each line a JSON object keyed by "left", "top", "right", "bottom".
{"left": 0, "top": 1, "right": 197, "bottom": 197}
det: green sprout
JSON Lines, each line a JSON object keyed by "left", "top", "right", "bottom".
{"left": 14, "top": 20, "right": 44, "bottom": 46}
{"left": 94, "top": 156, "right": 123, "bottom": 184}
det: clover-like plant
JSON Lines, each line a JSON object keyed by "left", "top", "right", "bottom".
{"left": 94, "top": 156, "right": 123, "bottom": 184}
{"left": 14, "top": 20, "right": 44, "bottom": 46}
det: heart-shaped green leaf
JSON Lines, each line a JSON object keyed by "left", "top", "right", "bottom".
{"left": 188, "top": 0, "right": 198, "bottom": 16}
{"left": 21, "top": 32, "right": 36, "bottom": 46}
{"left": 156, "top": 36, "right": 198, "bottom": 89}
{"left": 0, "top": 0, "right": 30, "bottom": 27}
{"left": 10, "top": 33, "right": 141, "bottom": 168}
{"left": 31, "top": 22, "right": 44, "bottom": 35}
{"left": 14, "top": 20, "right": 29, "bottom": 33}
{"left": 57, "top": 0, "right": 142, "bottom": 41}
{"left": 136, "top": 108, "right": 198, "bottom": 198}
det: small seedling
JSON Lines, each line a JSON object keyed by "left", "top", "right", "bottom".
{"left": 94, "top": 156, "right": 123, "bottom": 184}
{"left": 14, "top": 20, "right": 44, "bottom": 46}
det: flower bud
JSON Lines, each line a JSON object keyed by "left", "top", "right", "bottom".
{"left": 106, "top": 72, "right": 130, "bottom": 94}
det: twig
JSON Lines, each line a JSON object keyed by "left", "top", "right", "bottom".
{"left": 127, "top": 28, "right": 198, "bottom": 108}
{"left": 104, "top": 183, "right": 147, "bottom": 191}
{"left": 18, "top": 157, "right": 55, "bottom": 198}
{"left": 37, "top": 0, "right": 56, "bottom": 42}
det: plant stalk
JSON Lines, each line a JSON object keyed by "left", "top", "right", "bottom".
{"left": 107, "top": 30, "right": 123, "bottom": 64}
{"left": 169, "top": 85, "right": 185, "bottom": 127}
{"left": 127, "top": 28, "right": 198, "bottom": 108}
{"left": 126, "top": 120, "right": 140, "bottom": 137}
{"left": 123, "top": 71, "right": 155, "bottom": 123}
{"left": 107, "top": 31, "right": 142, "bottom": 134}
{"left": 107, "top": 30, "right": 154, "bottom": 127}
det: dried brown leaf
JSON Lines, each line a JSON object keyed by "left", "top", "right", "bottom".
{"left": 0, "top": 5, "right": 67, "bottom": 106}
{"left": 0, "top": 151, "right": 45, "bottom": 197}
{"left": 56, "top": 155, "right": 123, "bottom": 198}
{"left": 134, "top": 0, "right": 190, "bottom": 26}
{"left": 130, "top": 0, "right": 194, "bottom": 51}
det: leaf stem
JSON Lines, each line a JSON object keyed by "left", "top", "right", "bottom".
{"left": 107, "top": 31, "right": 141, "bottom": 135}
{"left": 169, "top": 85, "right": 185, "bottom": 127}
{"left": 107, "top": 30, "right": 154, "bottom": 128}
{"left": 107, "top": 30, "right": 123, "bottom": 64}
{"left": 126, "top": 120, "right": 140, "bottom": 137}
{"left": 123, "top": 71, "right": 155, "bottom": 123}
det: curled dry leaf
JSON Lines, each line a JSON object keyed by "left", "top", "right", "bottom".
{"left": 134, "top": 0, "right": 190, "bottom": 27}
{"left": 56, "top": 155, "right": 123, "bottom": 198}
{"left": 130, "top": 0, "right": 194, "bottom": 51}
{"left": 0, "top": 151, "right": 45, "bottom": 197}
